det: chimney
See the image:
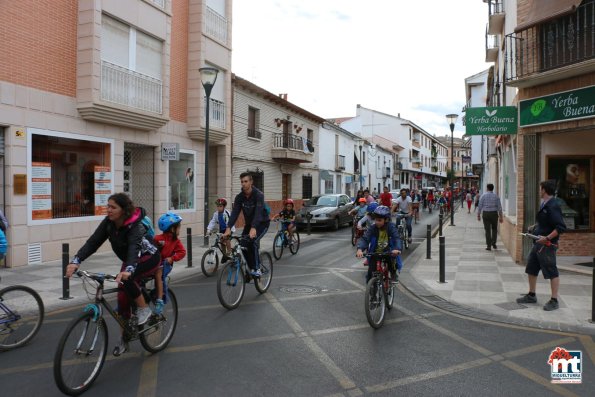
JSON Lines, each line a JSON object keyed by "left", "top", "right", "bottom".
{"left": 279, "top": 93, "right": 288, "bottom": 100}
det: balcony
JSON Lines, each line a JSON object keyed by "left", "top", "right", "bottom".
{"left": 78, "top": 60, "right": 168, "bottom": 131}
{"left": 505, "top": 0, "right": 595, "bottom": 87}
{"left": 412, "top": 139, "right": 421, "bottom": 149}
{"left": 335, "top": 155, "right": 346, "bottom": 171}
{"left": 394, "top": 162, "right": 402, "bottom": 172}
{"left": 204, "top": 6, "right": 228, "bottom": 45}
{"left": 384, "top": 167, "right": 391, "bottom": 179}
{"left": 247, "top": 128, "right": 261, "bottom": 139}
{"left": 487, "top": 0, "right": 505, "bottom": 35}
{"left": 271, "top": 132, "right": 314, "bottom": 164}
{"left": 485, "top": 27, "right": 499, "bottom": 62}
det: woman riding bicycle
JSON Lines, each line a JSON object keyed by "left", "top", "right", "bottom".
{"left": 65, "top": 193, "right": 160, "bottom": 355}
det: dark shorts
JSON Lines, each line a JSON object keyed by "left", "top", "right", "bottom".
{"left": 525, "top": 243, "right": 559, "bottom": 279}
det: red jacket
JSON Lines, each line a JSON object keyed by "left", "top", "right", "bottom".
{"left": 153, "top": 233, "right": 187, "bottom": 263}
{"left": 379, "top": 192, "right": 392, "bottom": 207}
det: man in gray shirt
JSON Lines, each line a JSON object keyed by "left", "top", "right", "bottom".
{"left": 477, "top": 183, "right": 503, "bottom": 250}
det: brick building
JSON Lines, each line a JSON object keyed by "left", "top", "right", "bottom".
{"left": 0, "top": 0, "right": 233, "bottom": 267}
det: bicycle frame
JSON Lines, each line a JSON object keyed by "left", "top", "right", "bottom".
{"left": 0, "top": 302, "right": 20, "bottom": 325}
{"left": 226, "top": 237, "right": 251, "bottom": 286}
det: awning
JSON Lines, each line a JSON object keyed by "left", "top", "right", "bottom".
{"left": 320, "top": 170, "right": 333, "bottom": 181}
{"left": 515, "top": 0, "right": 582, "bottom": 32}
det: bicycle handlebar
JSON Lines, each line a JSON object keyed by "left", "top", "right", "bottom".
{"left": 76, "top": 270, "right": 117, "bottom": 282}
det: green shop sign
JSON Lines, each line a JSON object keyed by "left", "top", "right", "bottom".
{"left": 520, "top": 85, "right": 595, "bottom": 127}
{"left": 465, "top": 106, "right": 517, "bottom": 135}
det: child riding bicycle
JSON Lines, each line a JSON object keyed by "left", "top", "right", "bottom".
{"left": 356, "top": 206, "right": 402, "bottom": 284}
{"left": 349, "top": 198, "right": 368, "bottom": 220}
{"left": 272, "top": 199, "right": 296, "bottom": 240}
{"left": 207, "top": 198, "right": 235, "bottom": 257}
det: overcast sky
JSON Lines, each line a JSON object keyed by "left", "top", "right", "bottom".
{"left": 232, "top": 0, "right": 490, "bottom": 138}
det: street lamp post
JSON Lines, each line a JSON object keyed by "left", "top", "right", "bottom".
{"left": 358, "top": 144, "right": 363, "bottom": 192}
{"left": 446, "top": 114, "right": 458, "bottom": 226}
{"left": 199, "top": 67, "right": 219, "bottom": 246}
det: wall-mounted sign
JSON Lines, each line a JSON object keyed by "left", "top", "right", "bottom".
{"left": 14, "top": 174, "right": 27, "bottom": 194}
{"left": 465, "top": 106, "right": 517, "bottom": 135}
{"left": 520, "top": 85, "right": 595, "bottom": 127}
{"left": 31, "top": 162, "right": 52, "bottom": 220}
{"left": 94, "top": 166, "right": 111, "bottom": 215}
{"left": 161, "top": 143, "right": 180, "bottom": 161}
{"left": 15, "top": 129, "right": 25, "bottom": 140}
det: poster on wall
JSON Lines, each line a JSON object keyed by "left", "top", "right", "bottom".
{"left": 94, "top": 166, "right": 111, "bottom": 215}
{"left": 31, "top": 162, "right": 52, "bottom": 220}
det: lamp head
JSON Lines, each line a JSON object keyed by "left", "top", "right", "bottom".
{"left": 199, "top": 67, "right": 219, "bottom": 94}
{"left": 446, "top": 113, "right": 458, "bottom": 133}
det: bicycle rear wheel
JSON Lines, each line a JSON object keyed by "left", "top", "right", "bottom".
{"left": 140, "top": 288, "right": 178, "bottom": 353}
{"left": 217, "top": 261, "right": 246, "bottom": 310}
{"left": 255, "top": 251, "right": 273, "bottom": 293}
{"left": 0, "top": 285, "right": 44, "bottom": 350}
{"left": 385, "top": 279, "right": 395, "bottom": 310}
{"left": 364, "top": 277, "right": 385, "bottom": 329}
{"left": 201, "top": 248, "right": 219, "bottom": 277}
{"left": 54, "top": 312, "right": 108, "bottom": 396}
{"left": 272, "top": 233, "right": 284, "bottom": 260}
{"left": 289, "top": 231, "right": 300, "bottom": 255}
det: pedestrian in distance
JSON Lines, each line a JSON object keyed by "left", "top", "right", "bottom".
{"left": 476, "top": 183, "right": 503, "bottom": 250}
{"left": 466, "top": 190, "right": 473, "bottom": 214}
{"left": 379, "top": 186, "right": 392, "bottom": 207}
{"left": 517, "top": 180, "right": 567, "bottom": 311}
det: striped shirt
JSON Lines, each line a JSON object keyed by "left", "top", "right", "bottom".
{"left": 477, "top": 191, "right": 502, "bottom": 214}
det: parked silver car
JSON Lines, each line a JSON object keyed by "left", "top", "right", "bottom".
{"left": 295, "top": 194, "right": 354, "bottom": 230}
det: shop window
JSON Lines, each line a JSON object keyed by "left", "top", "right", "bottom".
{"left": 547, "top": 157, "right": 591, "bottom": 231}
{"left": 168, "top": 151, "right": 195, "bottom": 211}
{"left": 31, "top": 130, "right": 112, "bottom": 221}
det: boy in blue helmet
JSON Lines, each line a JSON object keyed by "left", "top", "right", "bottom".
{"left": 356, "top": 205, "right": 402, "bottom": 284}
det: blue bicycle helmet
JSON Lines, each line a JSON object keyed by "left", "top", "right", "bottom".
{"left": 367, "top": 202, "right": 379, "bottom": 214}
{"left": 158, "top": 212, "right": 182, "bottom": 232}
{"left": 373, "top": 205, "right": 391, "bottom": 219}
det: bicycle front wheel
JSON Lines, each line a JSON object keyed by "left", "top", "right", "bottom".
{"left": 385, "top": 279, "right": 395, "bottom": 310}
{"left": 54, "top": 312, "right": 108, "bottom": 396}
{"left": 140, "top": 288, "right": 178, "bottom": 353}
{"left": 0, "top": 285, "right": 44, "bottom": 350}
{"left": 289, "top": 231, "right": 300, "bottom": 255}
{"left": 272, "top": 233, "right": 284, "bottom": 260}
{"left": 255, "top": 251, "right": 273, "bottom": 294}
{"left": 364, "top": 277, "right": 385, "bottom": 329}
{"left": 217, "top": 261, "right": 245, "bottom": 310}
{"left": 201, "top": 248, "right": 219, "bottom": 277}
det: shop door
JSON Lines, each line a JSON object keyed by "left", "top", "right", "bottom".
{"left": 124, "top": 143, "right": 155, "bottom": 221}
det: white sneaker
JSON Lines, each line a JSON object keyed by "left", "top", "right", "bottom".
{"left": 136, "top": 306, "right": 152, "bottom": 325}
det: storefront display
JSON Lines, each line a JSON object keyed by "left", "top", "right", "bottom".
{"left": 547, "top": 157, "right": 591, "bottom": 230}
{"left": 168, "top": 151, "right": 195, "bottom": 210}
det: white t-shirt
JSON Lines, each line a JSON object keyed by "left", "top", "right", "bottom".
{"left": 394, "top": 196, "right": 412, "bottom": 213}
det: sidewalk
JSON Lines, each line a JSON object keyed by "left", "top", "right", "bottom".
{"left": 0, "top": 227, "right": 299, "bottom": 312}
{"left": 402, "top": 208, "right": 595, "bottom": 335}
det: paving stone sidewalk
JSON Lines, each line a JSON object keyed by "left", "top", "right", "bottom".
{"left": 402, "top": 208, "right": 595, "bottom": 335}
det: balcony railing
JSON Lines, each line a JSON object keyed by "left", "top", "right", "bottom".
{"left": 203, "top": 97, "right": 226, "bottom": 130}
{"left": 204, "top": 6, "right": 228, "bottom": 44}
{"left": 488, "top": 0, "right": 503, "bottom": 17}
{"left": 384, "top": 167, "right": 391, "bottom": 179}
{"left": 412, "top": 139, "right": 421, "bottom": 148}
{"left": 150, "top": 0, "right": 164, "bottom": 8}
{"left": 247, "top": 128, "right": 261, "bottom": 139}
{"left": 101, "top": 60, "right": 162, "bottom": 114}
{"left": 394, "top": 162, "right": 402, "bottom": 171}
{"left": 336, "top": 154, "right": 346, "bottom": 170}
{"left": 485, "top": 27, "right": 499, "bottom": 62}
{"left": 505, "top": 0, "right": 595, "bottom": 83}
{"left": 273, "top": 132, "right": 314, "bottom": 152}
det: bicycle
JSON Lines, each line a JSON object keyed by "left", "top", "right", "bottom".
{"left": 363, "top": 253, "right": 398, "bottom": 329}
{"left": 395, "top": 212, "right": 410, "bottom": 250}
{"left": 272, "top": 220, "right": 300, "bottom": 260}
{"left": 53, "top": 270, "right": 178, "bottom": 396}
{"left": 201, "top": 232, "right": 235, "bottom": 277}
{"left": 217, "top": 236, "right": 273, "bottom": 310}
{"left": 351, "top": 215, "right": 365, "bottom": 247}
{"left": 0, "top": 278, "right": 44, "bottom": 351}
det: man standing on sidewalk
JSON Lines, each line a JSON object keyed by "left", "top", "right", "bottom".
{"left": 476, "top": 183, "right": 503, "bottom": 251}
{"left": 517, "top": 180, "right": 566, "bottom": 311}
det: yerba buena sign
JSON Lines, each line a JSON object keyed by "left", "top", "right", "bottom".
{"left": 465, "top": 106, "right": 517, "bottom": 135}
{"left": 520, "top": 85, "right": 595, "bottom": 127}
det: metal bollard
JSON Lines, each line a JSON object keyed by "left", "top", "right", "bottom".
{"left": 426, "top": 224, "right": 431, "bottom": 259}
{"left": 60, "top": 243, "right": 72, "bottom": 300}
{"left": 306, "top": 212, "right": 312, "bottom": 235}
{"left": 591, "top": 257, "right": 595, "bottom": 323}
{"left": 186, "top": 227, "right": 193, "bottom": 268}
{"left": 438, "top": 214, "right": 443, "bottom": 236}
{"left": 439, "top": 236, "right": 446, "bottom": 283}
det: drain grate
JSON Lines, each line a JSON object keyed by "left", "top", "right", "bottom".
{"left": 495, "top": 302, "right": 528, "bottom": 311}
{"left": 421, "top": 295, "right": 447, "bottom": 303}
{"left": 279, "top": 285, "right": 320, "bottom": 295}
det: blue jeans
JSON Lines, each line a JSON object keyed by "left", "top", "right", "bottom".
{"left": 241, "top": 224, "right": 269, "bottom": 270}
{"left": 396, "top": 213, "right": 412, "bottom": 238}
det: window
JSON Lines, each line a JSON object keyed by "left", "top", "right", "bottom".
{"left": 363, "top": 151, "right": 366, "bottom": 165}
{"left": 247, "top": 107, "right": 261, "bottom": 139}
{"left": 30, "top": 129, "right": 113, "bottom": 222}
{"left": 302, "top": 175, "right": 312, "bottom": 199}
{"left": 324, "top": 179, "right": 334, "bottom": 194}
{"left": 168, "top": 151, "right": 196, "bottom": 211}
{"left": 547, "top": 157, "right": 591, "bottom": 231}
{"left": 101, "top": 14, "right": 163, "bottom": 113}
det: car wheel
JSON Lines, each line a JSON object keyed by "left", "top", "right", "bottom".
{"left": 332, "top": 217, "right": 339, "bottom": 231}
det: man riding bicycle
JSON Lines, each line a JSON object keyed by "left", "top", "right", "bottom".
{"left": 391, "top": 189, "right": 413, "bottom": 244}
{"left": 223, "top": 172, "right": 270, "bottom": 277}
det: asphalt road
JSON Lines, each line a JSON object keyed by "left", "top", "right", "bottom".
{"left": 1, "top": 209, "right": 593, "bottom": 396}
